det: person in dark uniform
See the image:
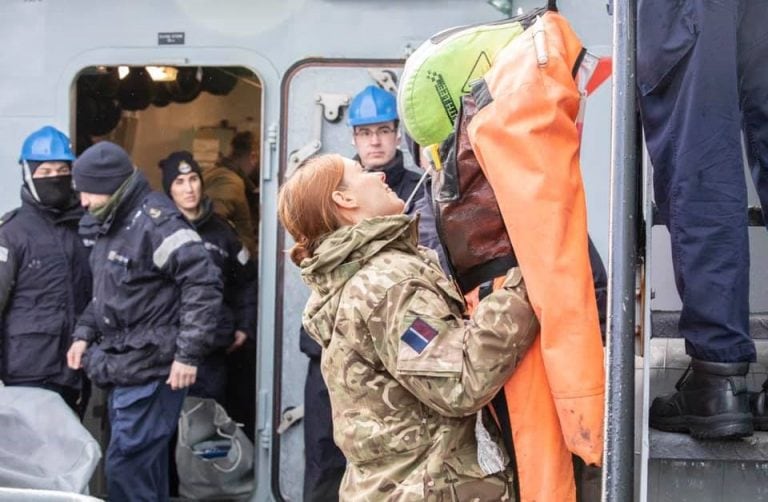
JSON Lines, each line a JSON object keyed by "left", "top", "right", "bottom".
{"left": 298, "top": 325, "right": 346, "bottom": 501}
{"left": 159, "top": 150, "right": 257, "bottom": 404}
{"left": 639, "top": 0, "right": 768, "bottom": 439}
{"left": 349, "top": 85, "right": 425, "bottom": 214}
{"left": 0, "top": 126, "right": 92, "bottom": 417}
{"left": 66, "top": 141, "right": 222, "bottom": 502}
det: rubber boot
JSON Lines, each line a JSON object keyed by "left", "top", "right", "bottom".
{"left": 649, "top": 358, "right": 753, "bottom": 439}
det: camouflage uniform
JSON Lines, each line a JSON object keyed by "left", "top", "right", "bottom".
{"left": 300, "top": 215, "right": 538, "bottom": 501}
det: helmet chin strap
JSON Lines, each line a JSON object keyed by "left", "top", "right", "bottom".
{"left": 21, "top": 160, "right": 41, "bottom": 202}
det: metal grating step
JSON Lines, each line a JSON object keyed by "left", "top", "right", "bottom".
{"left": 652, "top": 311, "right": 768, "bottom": 339}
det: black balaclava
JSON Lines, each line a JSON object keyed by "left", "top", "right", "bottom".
{"left": 33, "top": 175, "right": 74, "bottom": 209}
{"left": 25, "top": 161, "right": 75, "bottom": 209}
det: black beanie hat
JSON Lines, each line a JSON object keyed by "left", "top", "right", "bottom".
{"left": 73, "top": 141, "right": 134, "bottom": 195}
{"left": 158, "top": 150, "right": 203, "bottom": 195}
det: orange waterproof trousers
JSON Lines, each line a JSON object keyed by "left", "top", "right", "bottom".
{"left": 468, "top": 12, "right": 605, "bottom": 502}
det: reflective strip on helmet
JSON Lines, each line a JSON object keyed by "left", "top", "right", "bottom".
{"left": 21, "top": 161, "right": 41, "bottom": 202}
{"left": 153, "top": 229, "right": 202, "bottom": 269}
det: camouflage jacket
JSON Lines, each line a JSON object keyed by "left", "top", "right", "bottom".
{"left": 301, "top": 215, "right": 538, "bottom": 501}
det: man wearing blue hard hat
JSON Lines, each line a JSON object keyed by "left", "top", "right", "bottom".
{"left": 0, "top": 125, "right": 92, "bottom": 416}
{"left": 348, "top": 85, "right": 425, "bottom": 212}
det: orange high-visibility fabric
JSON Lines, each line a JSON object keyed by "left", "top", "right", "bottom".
{"left": 468, "top": 12, "right": 605, "bottom": 502}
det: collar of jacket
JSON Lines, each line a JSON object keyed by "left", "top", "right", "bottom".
{"left": 300, "top": 213, "right": 417, "bottom": 282}
{"left": 299, "top": 214, "right": 419, "bottom": 345}
{"left": 20, "top": 186, "right": 83, "bottom": 224}
{"left": 355, "top": 150, "right": 406, "bottom": 187}
{"left": 190, "top": 197, "right": 215, "bottom": 228}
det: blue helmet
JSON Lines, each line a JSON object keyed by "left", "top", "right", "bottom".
{"left": 348, "top": 85, "right": 398, "bottom": 127}
{"left": 19, "top": 126, "right": 76, "bottom": 164}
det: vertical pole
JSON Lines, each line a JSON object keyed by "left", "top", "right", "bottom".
{"left": 602, "top": 0, "right": 638, "bottom": 500}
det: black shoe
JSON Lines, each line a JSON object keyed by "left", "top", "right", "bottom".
{"left": 750, "top": 379, "right": 768, "bottom": 431}
{"left": 649, "top": 358, "right": 753, "bottom": 439}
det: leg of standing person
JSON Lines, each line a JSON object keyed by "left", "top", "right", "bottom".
{"left": 225, "top": 339, "right": 257, "bottom": 441}
{"left": 106, "top": 380, "right": 186, "bottom": 502}
{"left": 303, "top": 356, "right": 346, "bottom": 502}
{"left": 738, "top": 0, "right": 768, "bottom": 428}
{"left": 639, "top": 0, "right": 754, "bottom": 438}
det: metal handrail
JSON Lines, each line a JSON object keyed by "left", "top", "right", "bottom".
{"left": 602, "top": 0, "right": 638, "bottom": 500}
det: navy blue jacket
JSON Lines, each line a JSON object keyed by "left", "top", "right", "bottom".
{"left": 0, "top": 189, "right": 91, "bottom": 389}
{"left": 189, "top": 198, "right": 257, "bottom": 347}
{"left": 75, "top": 172, "right": 222, "bottom": 387}
{"left": 382, "top": 151, "right": 424, "bottom": 214}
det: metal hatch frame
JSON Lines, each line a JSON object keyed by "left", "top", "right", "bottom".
{"left": 272, "top": 57, "right": 404, "bottom": 502}
{"left": 58, "top": 46, "right": 278, "bottom": 502}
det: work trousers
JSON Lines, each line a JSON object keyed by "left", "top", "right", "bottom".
{"left": 300, "top": 328, "right": 346, "bottom": 502}
{"left": 106, "top": 379, "right": 186, "bottom": 502}
{"left": 638, "top": 0, "right": 768, "bottom": 362}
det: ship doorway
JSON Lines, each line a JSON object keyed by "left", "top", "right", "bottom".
{"left": 73, "top": 64, "right": 262, "bottom": 499}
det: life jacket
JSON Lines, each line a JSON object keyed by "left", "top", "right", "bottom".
{"left": 431, "top": 93, "right": 518, "bottom": 294}
{"left": 399, "top": 8, "right": 611, "bottom": 502}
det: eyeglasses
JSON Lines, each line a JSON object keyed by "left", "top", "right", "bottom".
{"left": 353, "top": 127, "right": 396, "bottom": 140}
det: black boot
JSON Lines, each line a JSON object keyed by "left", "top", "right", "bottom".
{"left": 750, "top": 379, "right": 768, "bottom": 431}
{"left": 649, "top": 358, "right": 753, "bottom": 439}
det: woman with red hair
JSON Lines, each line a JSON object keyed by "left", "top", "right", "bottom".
{"left": 278, "top": 153, "right": 538, "bottom": 501}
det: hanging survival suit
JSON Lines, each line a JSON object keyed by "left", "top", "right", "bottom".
{"left": 399, "top": 8, "right": 610, "bottom": 502}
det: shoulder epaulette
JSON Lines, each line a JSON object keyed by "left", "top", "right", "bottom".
{"left": 142, "top": 194, "right": 177, "bottom": 226}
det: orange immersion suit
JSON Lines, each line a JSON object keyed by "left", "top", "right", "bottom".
{"left": 467, "top": 12, "right": 606, "bottom": 502}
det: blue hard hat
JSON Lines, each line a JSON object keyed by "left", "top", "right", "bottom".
{"left": 19, "top": 126, "right": 76, "bottom": 163}
{"left": 348, "top": 85, "right": 398, "bottom": 126}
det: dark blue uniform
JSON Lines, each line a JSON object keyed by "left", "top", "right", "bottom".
{"left": 0, "top": 189, "right": 91, "bottom": 413}
{"left": 638, "top": 0, "right": 768, "bottom": 362}
{"left": 299, "top": 327, "right": 346, "bottom": 502}
{"left": 381, "top": 150, "right": 424, "bottom": 214}
{"left": 355, "top": 150, "right": 424, "bottom": 214}
{"left": 74, "top": 172, "right": 222, "bottom": 502}
{"left": 186, "top": 198, "right": 257, "bottom": 402}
